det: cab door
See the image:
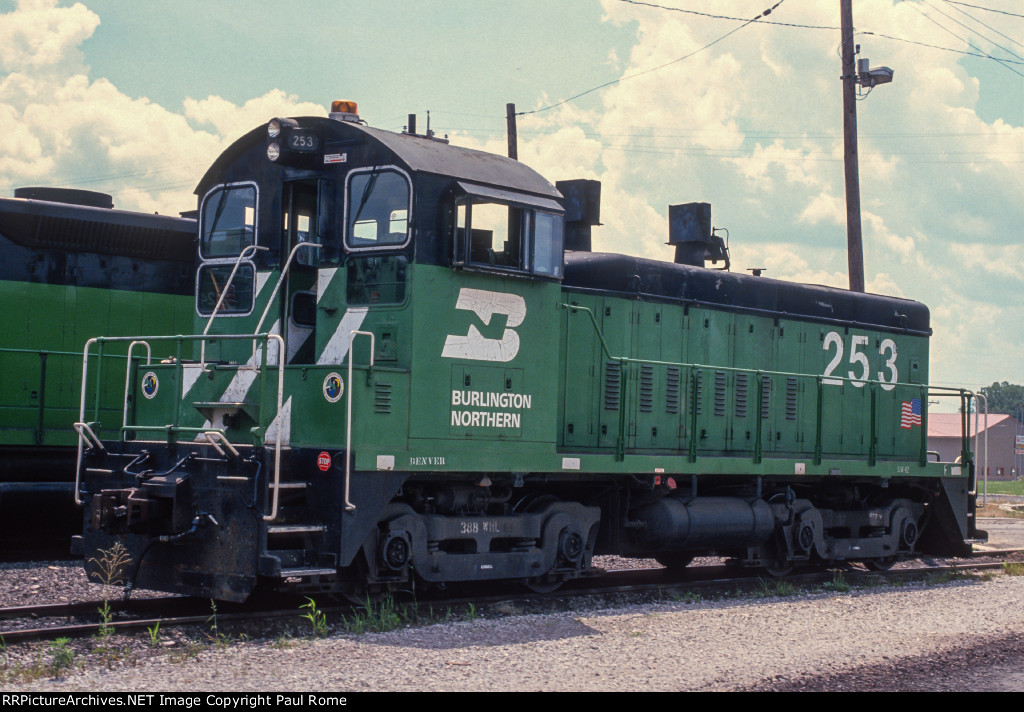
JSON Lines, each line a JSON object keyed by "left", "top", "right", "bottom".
{"left": 281, "top": 180, "right": 328, "bottom": 364}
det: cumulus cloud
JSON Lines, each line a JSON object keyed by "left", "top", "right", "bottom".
{"left": 1, "top": 0, "right": 1020, "bottom": 390}
{"left": 0, "top": 0, "right": 328, "bottom": 213}
{"left": 492, "top": 0, "right": 1024, "bottom": 388}
{"left": 0, "top": 0, "right": 98, "bottom": 74}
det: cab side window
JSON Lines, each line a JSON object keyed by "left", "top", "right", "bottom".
{"left": 200, "top": 184, "right": 256, "bottom": 259}
{"left": 459, "top": 201, "right": 526, "bottom": 270}
{"left": 197, "top": 182, "right": 258, "bottom": 316}
{"left": 454, "top": 190, "right": 564, "bottom": 278}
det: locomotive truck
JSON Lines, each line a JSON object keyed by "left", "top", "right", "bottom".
{"left": 74, "top": 102, "right": 983, "bottom": 600}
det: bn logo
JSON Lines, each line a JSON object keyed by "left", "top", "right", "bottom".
{"left": 441, "top": 288, "right": 525, "bottom": 363}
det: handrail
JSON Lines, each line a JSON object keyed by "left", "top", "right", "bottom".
{"left": 199, "top": 244, "right": 267, "bottom": 367}
{"left": 561, "top": 302, "right": 978, "bottom": 467}
{"left": 121, "top": 340, "right": 152, "bottom": 432}
{"left": 345, "top": 330, "right": 375, "bottom": 513}
{"left": 262, "top": 333, "right": 285, "bottom": 522}
{"left": 74, "top": 332, "right": 286, "bottom": 521}
{"left": 974, "top": 394, "right": 988, "bottom": 504}
{"left": 72, "top": 421, "right": 104, "bottom": 505}
{"left": 74, "top": 337, "right": 100, "bottom": 505}
{"left": 251, "top": 241, "right": 323, "bottom": 362}
{"left": 201, "top": 430, "right": 240, "bottom": 458}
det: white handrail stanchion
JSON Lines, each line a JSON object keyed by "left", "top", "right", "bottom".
{"left": 345, "top": 330, "right": 375, "bottom": 513}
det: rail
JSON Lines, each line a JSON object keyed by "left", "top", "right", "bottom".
{"left": 73, "top": 332, "right": 286, "bottom": 520}
{"left": 561, "top": 303, "right": 977, "bottom": 470}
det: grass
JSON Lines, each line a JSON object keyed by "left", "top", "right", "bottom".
{"left": 1003, "top": 562, "right": 1024, "bottom": 576}
{"left": 341, "top": 594, "right": 407, "bottom": 634}
{"left": 977, "top": 503, "right": 1024, "bottom": 518}
{"left": 47, "top": 638, "right": 76, "bottom": 675}
{"left": 822, "top": 572, "right": 851, "bottom": 592}
{"left": 300, "top": 597, "right": 329, "bottom": 637}
{"left": 926, "top": 566, "right": 979, "bottom": 585}
{"left": 754, "top": 577, "right": 798, "bottom": 598}
{"left": 980, "top": 480, "right": 1024, "bottom": 497}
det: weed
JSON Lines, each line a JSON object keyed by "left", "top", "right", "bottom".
{"left": 89, "top": 542, "right": 132, "bottom": 645}
{"left": 1003, "top": 562, "right": 1024, "bottom": 577}
{"left": 169, "top": 639, "right": 204, "bottom": 663}
{"left": 677, "top": 591, "right": 702, "bottom": 604}
{"left": 822, "top": 572, "right": 851, "bottom": 593}
{"left": 207, "top": 600, "right": 231, "bottom": 647}
{"left": 926, "top": 567, "right": 976, "bottom": 585}
{"left": 465, "top": 602, "right": 478, "bottom": 621}
{"left": 147, "top": 622, "right": 161, "bottom": 647}
{"left": 47, "top": 638, "right": 75, "bottom": 676}
{"left": 96, "top": 600, "right": 114, "bottom": 641}
{"left": 272, "top": 633, "right": 294, "bottom": 649}
{"left": 301, "top": 597, "right": 329, "bottom": 638}
{"left": 0, "top": 656, "right": 47, "bottom": 684}
{"left": 343, "top": 594, "right": 405, "bottom": 634}
{"left": 755, "top": 577, "right": 798, "bottom": 597}
{"left": 88, "top": 541, "right": 132, "bottom": 593}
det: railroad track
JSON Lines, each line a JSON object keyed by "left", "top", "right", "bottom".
{"left": 3, "top": 550, "right": 1021, "bottom": 645}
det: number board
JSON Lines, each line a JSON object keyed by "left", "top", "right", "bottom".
{"left": 288, "top": 131, "right": 320, "bottom": 152}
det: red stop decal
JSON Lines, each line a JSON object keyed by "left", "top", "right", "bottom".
{"left": 317, "top": 451, "right": 332, "bottom": 472}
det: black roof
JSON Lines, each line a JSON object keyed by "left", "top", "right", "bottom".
{"left": 196, "top": 117, "right": 560, "bottom": 201}
{"left": 563, "top": 251, "right": 930, "bottom": 335}
{"left": 0, "top": 196, "right": 195, "bottom": 262}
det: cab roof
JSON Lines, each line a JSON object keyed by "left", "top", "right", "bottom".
{"left": 196, "top": 117, "right": 561, "bottom": 201}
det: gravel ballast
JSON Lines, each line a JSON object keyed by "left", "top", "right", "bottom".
{"left": 4, "top": 516, "right": 1023, "bottom": 692}
{"left": 3, "top": 568, "right": 1024, "bottom": 691}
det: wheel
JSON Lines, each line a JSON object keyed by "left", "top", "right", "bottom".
{"left": 654, "top": 552, "right": 694, "bottom": 570}
{"left": 864, "top": 557, "right": 897, "bottom": 571}
{"left": 521, "top": 576, "right": 565, "bottom": 594}
{"left": 763, "top": 562, "right": 794, "bottom": 577}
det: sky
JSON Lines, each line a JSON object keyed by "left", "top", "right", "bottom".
{"left": 0, "top": 0, "right": 1021, "bottom": 403}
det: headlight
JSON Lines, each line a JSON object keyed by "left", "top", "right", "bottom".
{"left": 268, "top": 119, "right": 281, "bottom": 138}
{"left": 267, "top": 143, "right": 280, "bottom": 161}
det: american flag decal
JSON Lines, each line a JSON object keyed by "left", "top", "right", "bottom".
{"left": 900, "top": 398, "right": 922, "bottom": 429}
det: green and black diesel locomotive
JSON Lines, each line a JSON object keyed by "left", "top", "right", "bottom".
{"left": 0, "top": 188, "right": 195, "bottom": 545}
{"left": 75, "top": 102, "right": 983, "bottom": 600}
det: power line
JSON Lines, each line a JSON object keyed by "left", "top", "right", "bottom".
{"left": 859, "top": 29, "right": 1024, "bottom": 64}
{"left": 449, "top": 124, "right": 1020, "bottom": 140}
{"left": 945, "top": 1, "right": 1024, "bottom": 19}
{"left": 519, "top": 1, "right": 788, "bottom": 116}
{"left": 911, "top": 1, "right": 1024, "bottom": 76}
{"left": 943, "top": 0, "right": 1024, "bottom": 52}
{"left": 926, "top": 0, "right": 1024, "bottom": 62}
{"left": 444, "top": 129, "right": 1024, "bottom": 164}
{"left": 616, "top": 0, "right": 835, "bottom": 30}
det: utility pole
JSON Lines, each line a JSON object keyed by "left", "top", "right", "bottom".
{"left": 506, "top": 103, "right": 518, "bottom": 160}
{"left": 841, "top": 0, "right": 864, "bottom": 293}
